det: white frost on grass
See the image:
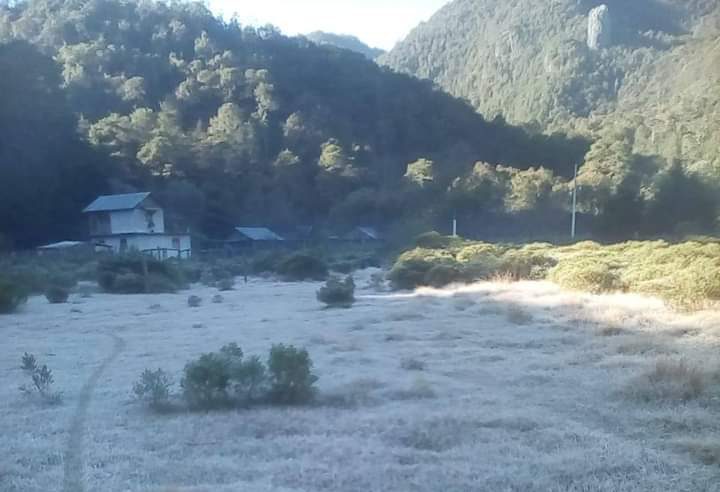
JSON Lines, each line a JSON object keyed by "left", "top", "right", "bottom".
{"left": 2, "top": 270, "right": 720, "bottom": 491}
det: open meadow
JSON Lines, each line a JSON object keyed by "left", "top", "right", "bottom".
{"left": 2, "top": 269, "right": 720, "bottom": 491}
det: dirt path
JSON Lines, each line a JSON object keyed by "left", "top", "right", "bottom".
{"left": 63, "top": 332, "right": 126, "bottom": 492}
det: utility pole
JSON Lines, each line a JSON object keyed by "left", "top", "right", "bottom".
{"left": 571, "top": 163, "right": 578, "bottom": 240}
{"left": 452, "top": 210, "right": 458, "bottom": 238}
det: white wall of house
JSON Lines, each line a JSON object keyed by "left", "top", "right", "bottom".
{"left": 94, "top": 234, "right": 191, "bottom": 258}
{"left": 108, "top": 208, "right": 165, "bottom": 235}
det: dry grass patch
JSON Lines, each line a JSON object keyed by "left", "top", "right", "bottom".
{"left": 506, "top": 305, "right": 533, "bottom": 325}
{"left": 679, "top": 439, "right": 720, "bottom": 465}
{"left": 400, "top": 358, "right": 426, "bottom": 371}
{"left": 387, "top": 377, "right": 436, "bottom": 400}
{"left": 596, "top": 326, "right": 627, "bottom": 337}
{"left": 626, "top": 359, "right": 706, "bottom": 401}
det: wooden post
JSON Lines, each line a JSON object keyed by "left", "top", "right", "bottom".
{"left": 571, "top": 164, "right": 578, "bottom": 240}
{"left": 141, "top": 254, "right": 149, "bottom": 294}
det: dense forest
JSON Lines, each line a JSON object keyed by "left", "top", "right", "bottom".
{"left": 0, "top": 0, "right": 716, "bottom": 249}
{"left": 382, "top": 0, "right": 720, "bottom": 238}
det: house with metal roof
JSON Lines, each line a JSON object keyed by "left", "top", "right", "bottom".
{"left": 82, "top": 192, "right": 191, "bottom": 258}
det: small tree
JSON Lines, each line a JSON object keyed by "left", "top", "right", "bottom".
{"left": 317, "top": 276, "right": 355, "bottom": 308}
{"left": 267, "top": 344, "right": 318, "bottom": 405}
{"left": 133, "top": 369, "right": 173, "bottom": 411}
{"left": 19, "top": 353, "right": 62, "bottom": 404}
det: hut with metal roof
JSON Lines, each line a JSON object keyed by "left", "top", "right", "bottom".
{"left": 82, "top": 192, "right": 191, "bottom": 258}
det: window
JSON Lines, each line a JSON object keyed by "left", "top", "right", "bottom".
{"left": 119, "top": 238, "right": 128, "bottom": 253}
{"left": 172, "top": 237, "right": 181, "bottom": 250}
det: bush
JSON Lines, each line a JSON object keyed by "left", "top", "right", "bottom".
{"left": 45, "top": 285, "right": 70, "bottom": 304}
{"left": 19, "top": 353, "right": 62, "bottom": 404}
{"left": 133, "top": 369, "right": 173, "bottom": 411}
{"left": 181, "top": 351, "right": 236, "bottom": 409}
{"left": 415, "top": 231, "right": 460, "bottom": 249}
{"left": 424, "top": 264, "right": 464, "bottom": 288}
{"left": 549, "top": 260, "right": 625, "bottom": 294}
{"left": 97, "top": 255, "right": 186, "bottom": 294}
{"left": 276, "top": 254, "right": 328, "bottom": 281}
{"left": 217, "top": 277, "right": 235, "bottom": 291}
{"left": 317, "top": 276, "right": 355, "bottom": 307}
{"left": 0, "top": 276, "right": 28, "bottom": 314}
{"left": 268, "top": 344, "right": 318, "bottom": 405}
{"left": 181, "top": 343, "right": 271, "bottom": 409}
{"left": 187, "top": 295, "right": 202, "bottom": 307}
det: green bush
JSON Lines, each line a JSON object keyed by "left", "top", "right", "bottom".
{"left": 424, "top": 264, "right": 464, "bottom": 288}
{"left": 133, "top": 369, "right": 173, "bottom": 411}
{"left": 0, "top": 276, "right": 28, "bottom": 314}
{"left": 549, "top": 260, "right": 625, "bottom": 294}
{"left": 268, "top": 344, "right": 318, "bottom": 405}
{"left": 276, "top": 254, "right": 328, "bottom": 281}
{"left": 415, "top": 231, "right": 460, "bottom": 249}
{"left": 181, "top": 351, "right": 236, "bottom": 409}
{"left": 317, "top": 276, "right": 355, "bottom": 307}
{"left": 45, "top": 285, "right": 70, "bottom": 304}
{"left": 181, "top": 343, "right": 272, "bottom": 409}
{"left": 97, "top": 255, "right": 186, "bottom": 294}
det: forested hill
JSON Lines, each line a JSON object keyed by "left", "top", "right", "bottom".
{"left": 305, "top": 31, "right": 384, "bottom": 59}
{"left": 0, "top": 0, "right": 589, "bottom": 248}
{"left": 382, "top": 0, "right": 720, "bottom": 236}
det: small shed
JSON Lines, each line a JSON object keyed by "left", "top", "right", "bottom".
{"left": 227, "top": 227, "right": 285, "bottom": 249}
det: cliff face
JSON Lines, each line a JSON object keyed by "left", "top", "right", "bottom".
{"left": 587, "top": 5, "right": 612, "bottom": 50}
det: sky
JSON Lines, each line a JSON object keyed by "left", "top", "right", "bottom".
{"left": 207, "top": 0, "right": 450, "bottom": 51}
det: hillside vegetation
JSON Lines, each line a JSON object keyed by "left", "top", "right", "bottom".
{"left": 382, "top": 0, "right": 720, "bottom": 236}
{"left": 0, "top": 0, "right": 592, "bottom": 248}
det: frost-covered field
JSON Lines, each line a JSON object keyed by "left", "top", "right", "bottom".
{"left": 2, "top": 269, "right": 720, "bottom": 491}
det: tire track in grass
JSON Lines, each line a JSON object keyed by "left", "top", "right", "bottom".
{"left": 63, "top": 332, "right": 126, "bottom": 492}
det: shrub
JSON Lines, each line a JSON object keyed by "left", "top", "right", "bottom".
{"left": 230, "top": 355, "right": 268, "bottom": 405}
{"left": 549, "top": 260, "right": 625, "bottom": 294}
{"left": 133, "top": 369, "right": 173, "bottom": 411}
{"left": 19, "top": 353, "right": 62, "bottom": 404}
{"left": 276, "top": 254, "right": 328, "bottom": 281}
{"left": 181, "top": 351, "right": 235, "bottom": 409}
{"left": 21, "top": 352, "right": 36, "bottom": 371}
{"left": 250, "top": 252, "right": 285, "bottom": 274}
{"left": 181, "top": 343, "right": 271, "bottom": 409}
{"left": 212, "top": 294, "right": 224, "bottom": 304}
{"left": 45, "top": 285, "right": 70, "bottom": 304}
{"left": 424, "top": 264, "right": 464, "bottom": 288}
{"left": 187, "top": 295, "right": 202, "bottom": 307}
{"left": 217, "top": 277, "right": 235, "bottom": 291}
{"left": 317, "top": 276, "right": 355, "bottom": 308}
{"left": 97, "top": 255, "right": 185, "bottom": 294}
{"left": 267, "top": 344, "right": 318, "bottom": 405}
{"left": 415, "top": 231, "right": 458, "bottom": 249}
{"left": 0, "top": 276, "right": 28, "bottom": 314}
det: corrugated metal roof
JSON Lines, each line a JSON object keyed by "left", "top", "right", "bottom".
{"left": 357, "top": 227, "right": 380, "bottom": 239}
{"left": 83, "top": 192, "right": 151, "bottom": 213}
{"left": 234, "top": 227, "right": 284, "bottom": 241}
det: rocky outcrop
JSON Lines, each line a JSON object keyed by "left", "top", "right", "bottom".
{"left": 588, "top": 5, "right": 612, "bottom": 50}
